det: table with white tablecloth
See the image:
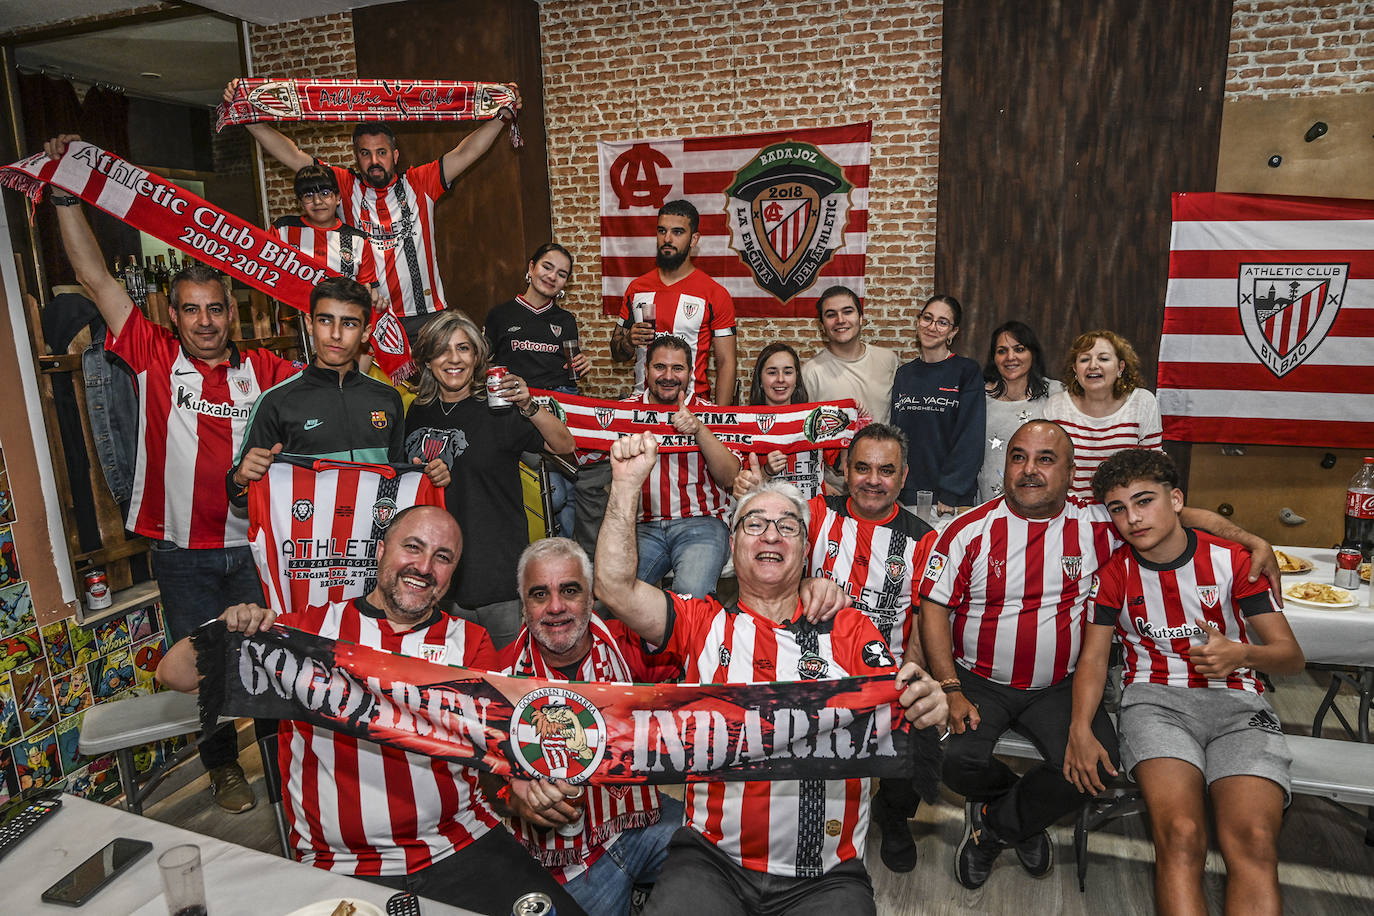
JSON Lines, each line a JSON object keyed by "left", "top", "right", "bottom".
{"left": 12, "top": 794, "right": 479, "bottom": 916}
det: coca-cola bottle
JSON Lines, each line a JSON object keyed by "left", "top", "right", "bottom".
{"left": 1346, "top": 456, "right": 1374, "bottom": 560}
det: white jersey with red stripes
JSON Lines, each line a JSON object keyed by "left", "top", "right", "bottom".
{"left": 618, "top": 267, "right": 736, "bottom": 398}
{"left": 273, "top": 215, "right": 378, "bottom": 286}
{"left": 660, "top": 592, "right": 896, "bottom": 877}
{"left": 276, "top": 599, "right": 499, "bottom": 875}
{"left": 805, "top": 495, "right": 935, "bottom": 666}
{"left": 772, "top": 449, "right": 826, "bottom": 500}
{"left": 1044, "top": 389, "right": 1164, "bottom": 500}
{"left": 248, "top": 459, "right": 445, "bottom": 615}
{"left": 920, "top": 497, "right": 1120, "bottom": 689}
{"left": 1090, "top": 529, "right": 1275, "bottom": 693}
{"left": 107, "top": 308, "right": 299, "bottom": 548}
{"left": 626, "top": 392, "right": 732, "bottom": 522}
{"left": 330, "top": 160, "right": 447, "bottom": 319}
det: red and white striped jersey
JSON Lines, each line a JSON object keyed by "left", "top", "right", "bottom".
{"left": 107, "top": 308, "right": 299, "bottom": 548}
{"left": 248, "top": 459, "right": 445, "bottom": 615}
{"left": 619, "top": 268, "right": 736, "bottom": 398}
{"left": 498, "top": 617, "right": 667, "bottom": 883}
{"left": 805, "top": 495, "right": 935, "bottom": 666}
{"left": 1045, "top": 390, "right": 1164, "bottom": 500}
{"left": 276, "top": 599, "right": 499, "bottom": 875}
{"left": 626, "top": 392, "right": 732, "bottom": 522}
{"left": 660, "top": 593, "right": 897, "bottom": 877}
{"left": 273, "top": 215, "right": 378, "bottom": 286}
{"left": 920, "top": 497, "right": 1120, "bottom": 689}
{"left": 772, "top": 449, "right": 826, "bottom": 500}
{"left": 1091, "top": 529, "right": 1275, "bottom": 693}
{"left": 330, "top": 160, "right": 447, "bottom": 319}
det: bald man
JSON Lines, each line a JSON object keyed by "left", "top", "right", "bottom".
{"left": 917, "top": 421, "right": 1282, "bottom": 890}
{"left": 159, "top": 505, "right": 586, "bottom": 915}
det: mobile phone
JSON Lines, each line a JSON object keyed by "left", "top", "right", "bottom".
{"left": 41, "top": 836, "right": 153, "bottom": 906}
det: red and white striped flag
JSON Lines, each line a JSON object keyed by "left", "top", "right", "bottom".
{"left": 1157, "top": 192, "right": 1374, "bottom": 447}
{"left": 598, "top": 123, "right": 871, "bottom": 318}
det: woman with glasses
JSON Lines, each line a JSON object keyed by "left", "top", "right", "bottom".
{"left": 978, "top": 320, "right": 1062, "bottom": 502}
{"left": 889, "top": 294, "right": 986, "bottom": 515}
{"left": 745, "top": 342, "right": 825, "bottom": 499}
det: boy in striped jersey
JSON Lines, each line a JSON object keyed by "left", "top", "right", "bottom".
{"left": 1067, "top": 448, "right": 1302, "bottom": 916}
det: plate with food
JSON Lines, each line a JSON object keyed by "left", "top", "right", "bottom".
{"left": 284, "top": 900, "right": 383, "bottom": 916}
{"left": 1283, "top": 581, "right": 1356, "bottom": 609}
{"left": 1274, "top": 550, "right": 1315, "bottom": 575}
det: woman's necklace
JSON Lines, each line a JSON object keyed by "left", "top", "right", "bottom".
{"left": 439, "top": 397, "right": 461, "bottom": 416}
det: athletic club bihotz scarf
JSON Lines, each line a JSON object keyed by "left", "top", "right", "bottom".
{"left": 1, "top": 141, "right": 413, "bottom": 381}
{"left": 193, "top": 621, "right": 921, "bottom": 785}
{"left": 217, "top": 78, "right": 522, "bottom": 147}
{"left": 530, "top": 390, "right": 870, "bottom": 455}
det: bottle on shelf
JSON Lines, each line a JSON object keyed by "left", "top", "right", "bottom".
{"left": 123, "top": 255, "right": 147, "bottom": 312}
{"left": 154, "top": 255, "right": 169, "bottom": 296}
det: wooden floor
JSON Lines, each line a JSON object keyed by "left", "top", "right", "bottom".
{"left": 141, "top": 670, "right": 1374, "bottom": 915}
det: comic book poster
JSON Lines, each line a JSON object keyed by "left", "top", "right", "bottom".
{"left": 0, "top": 526, "right": 20, "bottom": 588}
{"left": 41, "top": 618, "right": 74, "bottom": 673}
{"left": 56, "top": 715, "right": 84, "bottom": 776}
{"left": 14, "top": 728, "right": 59, "bottom": 791}
{"left": 70, "top": 621, "right": 100, "bottom": 669}
{"left": 127, "top": 603, "right": 160, "bottom": 644}
{"left": 64, "top": 755, "right": 120, "bottom": 804}
{"left": 0, "top": 746, "right": 14, "bottom": 806}
{"left": 0, "top": 582, "right": 31, "bottom": 637}
{"left": 12, "top": 657, "right": 55, "bottom": 736}
{"left": 90, "top": 647, "right": 135, "bottom": 700}
{"left": 95, "top": 617, "right": 131, "bottom": 654}
{"left": 0, "top": 629, "right": 41, "bottom": 676}
{"left": 0, "top": 676, "right": 18, "bottom": 745}
{"left": 0, "top": 471, "right": 13, "bottom": 525}
{"left": 53, "top": 667, "right": 92, "bottom": 718}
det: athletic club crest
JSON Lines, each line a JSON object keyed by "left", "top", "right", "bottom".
{"left": 1061, "top": 555, "right": 1083, "bottom": 579}
{"left": 233, "top": 377, "right": 252, "bottom": 396}
{"left": 1237, "top": 263, "right": 1348, "bottom": 378}
{"left": 372, "top": 312, "right": 408, "bottom": 357}
{"left": 510, "top": 686, "right": 607, "bottom": 782}
{"left": 372, "top": 497, "right": 398, "bottom": 527}
{"left": 594, "top": 406, "right": 615, "bottom": 430}
{"left": 802, "top": 405, "right": 848, "bottom": 443}
{"left": 1197, "top": 585, "right": 1219, "bottom": 608}
{"left": 725, "top": 141, "right": 854, "bottom": 303}
{"left": 756, "top": 413, "right": 777, "bottom": 434}
{"left": 679, "top": 297, "right": 702, "bottom": 321}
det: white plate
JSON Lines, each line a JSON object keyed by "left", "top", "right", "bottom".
{"left": 283, "top": 900, "right": 384, "bottom": 916}
{"left": 1283, "top": 586, "right": 1356, "bottom": 609}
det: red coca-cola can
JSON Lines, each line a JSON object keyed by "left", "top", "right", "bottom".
{"left": 84, "top": 569, "right": 112, "bottom": 610}
{"left": 1335, "top": 545, "right": 1362, "bottom": 589}
{"left": 486, "top": 365, "right": 513, "bottom": 410}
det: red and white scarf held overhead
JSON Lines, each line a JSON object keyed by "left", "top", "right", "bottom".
{"left": 0, "top": 140, "right": 413, "bottom": 382}
{"left": 530, "top": 389, "right": 871, "bottom": 455}
{"left": 217, "top": 78, "right": 522, "bottom": 147}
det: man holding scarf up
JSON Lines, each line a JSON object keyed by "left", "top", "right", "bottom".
{"left": 495, "top": 537, "right": 683, "bottom": 916}
{"left": 595, "top": 432, "right": 948, "bottom": 915}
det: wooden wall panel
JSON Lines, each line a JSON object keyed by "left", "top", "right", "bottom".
{"left": 936, "top": 0, "right": 1233, "bottom": 386}
{"left": 352, "top": 0, "right": 551, "bottom": 328}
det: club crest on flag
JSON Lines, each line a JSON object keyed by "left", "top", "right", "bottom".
{"left": 541, "top": 397, "right": 567, "bottom": 424}
{"left": 608, "top": 143, "right": 674, "bottom": 210}
{"left": 726, "top": 141, "right": 854, "bottom": 304}
{"left": 1238, "top": 263, "right": 1348, "bottom": 377}
{"left": 511, "top": 686, "right": 607, "bottom": 781}
{"left": 373, "top": 311, "right": 408, "bottom": 357}
{"left": 594, "top": 406, "right": 615, "bottom": 430}
{"left": 756, "top": 413, "right": 776, "bottom": 434}
{"left": 803, "top": 405, "right": 848, "bottom": 443}
{"left": 1197, "top": 585, "right": 1219, "bottom": 609}
{"left": 1062, "top": 555, "right": 1083, "bottom": 579}
{"left": 246, "top": 80, "right": 301, "bottom": 118}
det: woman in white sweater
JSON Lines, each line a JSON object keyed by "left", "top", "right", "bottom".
{"left": 978, "top": 320, "right": 1062, "bottom": 502}
{"left": 1044, "top": 329, "right": 1162, "bottom": 501}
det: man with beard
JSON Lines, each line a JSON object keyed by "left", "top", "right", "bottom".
{"left": 496, "top": 537, "right": 682, "bottom": 916}
{"left": 918, "top": 420, "right": 1282, "bottom": 890}
{"left": 227, "top": 79, "right": 520, "bottom": 341}
{"left": 611, "top": 200, "right": 737, "bottom": 404}
{"left": 594, "top": 433, "right": 948, "bottom": 915}
{"left": 158, "top": 506, "right": 588, "bottom": 915}
{"left": 616, "top": 335, "right": 739, "bottom": 597}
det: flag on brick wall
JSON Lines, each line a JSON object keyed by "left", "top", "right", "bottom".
{"left": 1157, "top": 192, "right": 1374, "bottom": 448}
{"left": 598, "top": 123, "right": 871, "bottom": 318}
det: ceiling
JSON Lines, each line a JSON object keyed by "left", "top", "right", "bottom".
{"left": 0, "top": 0, "right": 395, "bottom": 31}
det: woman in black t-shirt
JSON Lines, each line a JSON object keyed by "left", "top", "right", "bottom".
{"left": 404, "top": 309, "right": 575, "bottom": 648}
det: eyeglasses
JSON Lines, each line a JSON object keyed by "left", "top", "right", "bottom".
{"left": 299, "top": 189, "right": 337, "bottom": 202}
{"left": 736, "top": 514, "right": 804, "bottom": 538}
{"left": 918, "top": 314, "right": 953, "bottom": 330}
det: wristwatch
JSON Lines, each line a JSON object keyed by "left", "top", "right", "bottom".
{"left": 50, "top": 194, "right": 81, "bottom": 207}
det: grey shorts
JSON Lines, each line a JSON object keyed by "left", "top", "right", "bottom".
{"left": 1119, "top": 682, "right": 1292, "bottom": 805}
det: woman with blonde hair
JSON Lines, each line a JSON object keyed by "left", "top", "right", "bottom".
{"left": 1044, "top": 329, "right": 1162, "bottom": 501}
{"left": 404, "top": 309, "right": 575, "bottom": 647}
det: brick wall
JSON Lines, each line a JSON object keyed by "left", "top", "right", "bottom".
{"left": 244, "top": 13, "right": 359, "bottom": 220}
{"left": 1226, "top": 0, "right": 1374, "bottom": 98}
{"left": 537, "top": 0, "right": 944, "bottom": 398}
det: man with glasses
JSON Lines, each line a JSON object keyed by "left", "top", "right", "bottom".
{"left": 594, "top": 432, "right": 948, "bottom": 914}
{"left": 44, "top": 134, "right": 303, "bottom": 814}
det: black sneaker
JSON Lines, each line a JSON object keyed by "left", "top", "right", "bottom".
{"left": 872, "top": 797, "right": 918, "bottom": 873}
{"left": 1013, "top": 828, "right": 1054, "bottom": 877}
{"left": 955, "top": 801, "right": 1006, "bottom": 889}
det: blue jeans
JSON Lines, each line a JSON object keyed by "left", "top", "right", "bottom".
{"left": 636, "top": 517, "right": 730, "bottom": 598}
{"left": 564, "top": 795, "right": 683, "bottom": 916}
{"left": 150, "top": 542, "right": 267, "bottom": 769}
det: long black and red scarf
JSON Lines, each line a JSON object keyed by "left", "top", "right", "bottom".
{"left": 194, "top": 621, "right": 926, "bottom": 785}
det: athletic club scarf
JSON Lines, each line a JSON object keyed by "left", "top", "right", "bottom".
{"left": 0, "top": 141, "right": 413, "bottom": 381}
{"left": 193, "top": 621, "right": 914, "bottom": 784}
{"left": 531, "top": 391, "right": 870, "bottom": 455}
{"left": 506, "top": 616, "right": 634, "bottom": 683}
{"left": 217, "top": 78, "right": 522, "bottom": 148}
